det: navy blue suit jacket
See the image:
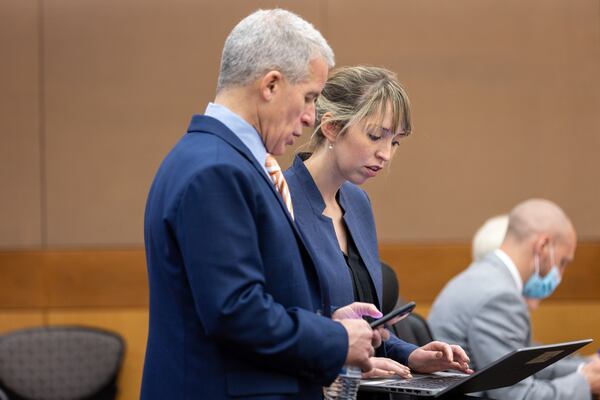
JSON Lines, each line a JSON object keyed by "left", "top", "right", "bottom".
{"left": 284, "top": 155, "right": 417, "bottom": 365}
{"left": 141, "top": 116, "right": 348, "bottom": 399}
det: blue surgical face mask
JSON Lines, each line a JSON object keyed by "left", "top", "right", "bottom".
{"left": 523, "top": 245, "right": 561, "bottom": 299}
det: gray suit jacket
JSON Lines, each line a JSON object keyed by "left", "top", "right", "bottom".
{"left": 428, "top": 252, "right": 590, "bottom": 400}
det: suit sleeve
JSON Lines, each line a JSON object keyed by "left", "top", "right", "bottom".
{"left": 383, "top": 331, "right": 418, "bottom": 366}
{"left": 175, "top": 164, "right": 347, "bottom": 384}
{"left": 469, "top": 292, "right": 591, "bottom": 400}
{"left": 535, "top": 354, "right": 585, "bottom": 379}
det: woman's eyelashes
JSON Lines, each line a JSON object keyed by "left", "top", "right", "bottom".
{"left": 367, "top": 133, "right": 382, "bottom": 141}
{"left": 367, "top": 130, "right": 402, "bottom": 146}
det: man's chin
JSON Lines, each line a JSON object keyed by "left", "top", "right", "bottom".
{"left": 268, "top": 145, "right": 286, "bottom": 157}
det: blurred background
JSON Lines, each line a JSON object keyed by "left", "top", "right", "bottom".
{"left": 1, "top": 1, "right": 599, "bottom": 398}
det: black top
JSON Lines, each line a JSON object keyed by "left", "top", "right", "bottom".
{"left": 343, "top": 226, "right": 378, "bottom": 306}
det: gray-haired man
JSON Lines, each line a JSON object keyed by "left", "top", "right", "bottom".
{"left": 141, "top": 9, "right": 378, "bottom": 399}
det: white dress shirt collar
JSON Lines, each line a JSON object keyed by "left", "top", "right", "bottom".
{"left": 204, "top": 102, "right": 268, "bottom": 174}
{"left": 494, "top": 249, "right": 523, "bottom": 292}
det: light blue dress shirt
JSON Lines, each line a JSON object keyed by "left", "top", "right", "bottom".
{"left": 204, "top": 102, "right": 268, "bottom": 175}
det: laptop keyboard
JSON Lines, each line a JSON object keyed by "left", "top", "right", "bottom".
{"left": 387, "top": 375, "right": 465, "bottom": 389}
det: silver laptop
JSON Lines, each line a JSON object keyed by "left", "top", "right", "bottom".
{"left": 360, "top": 339, "right": 592, "bottom": 397}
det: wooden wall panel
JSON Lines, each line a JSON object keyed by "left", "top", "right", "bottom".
{"left": 47, "top": 308, "right": 149, "bottom": 400}
{"left": 0, "top": 252, "right": 46, "bottom": 307}
{"left": 409, "top": 301, "right": 600, "bottom": 357}
{"left": 42, "top": 249, "right": 148, "bottom": 307}
{"left": 0, "top": 246, "right": 598, "bottom": 398}
{"left": 42, "top": 0, "right": 323, "bottom": 247}
{"left": 1, "top": 1, "right": 600, "bottom": 249}
{"left": 550, "top": 242, "right": 600, "bottom": 301}
{"left": 0, "top": 249, "right": 147, "bottom": 308}
{"left": 326, "top": 0, "right": 600, "bottom": 241}
{"left": 0, "top": 0, "right": 42, "bottom": 248}
{"left": 1, "top": 244, "right": 598, "bottom": 309}
{"left": 381, "top": 242, "right": 600, "bottom": 302}
{"left": 530, "top": 301, "right": 600, "bottom": 356}
{"left": 380, "top": 244, "right": 471, "bottom": 302}
{"left": 0, "top": 311, "right": 44, "bottom": 333}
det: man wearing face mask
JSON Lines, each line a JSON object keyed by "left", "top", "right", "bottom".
{"left": 428, "top": 198, "right": 600, "bottom": 399}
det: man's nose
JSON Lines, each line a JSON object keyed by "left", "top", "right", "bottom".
{"left": 301, "top": 103, "right": 316, "bottom": 127}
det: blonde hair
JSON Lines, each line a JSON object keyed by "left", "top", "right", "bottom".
{"left": 308, "top": 66, "right": 412, "bottom": 151}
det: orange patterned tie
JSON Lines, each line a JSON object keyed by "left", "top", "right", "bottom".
{"left": 265, "top": 154, "right": 294, "bottom": 219}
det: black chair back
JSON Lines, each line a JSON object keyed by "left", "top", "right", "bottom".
{"left": 380, "top": 260, "right": 400, "bottom": 315}
{"left": 380, "top": 260, "right": 435, "bottom": 347}
{"left": 391, "top": 313, "right": 434, "bottom": 347}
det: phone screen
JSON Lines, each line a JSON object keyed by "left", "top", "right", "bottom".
{"left": 369, "top": 301, "right": 416, "bottom": 328}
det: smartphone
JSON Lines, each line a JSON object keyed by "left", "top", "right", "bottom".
{"left": 369, "top": 301, "right": 416, "bottom": 328}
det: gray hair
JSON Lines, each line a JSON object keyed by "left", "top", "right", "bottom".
{"left": 217, "top": 9, "right": 334, "bottom": 92}
{"left": 472, "top": 214, "right": 509, "bottom": 261}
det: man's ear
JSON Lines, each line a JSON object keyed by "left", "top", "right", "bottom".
{"left": 533, "top": 234, "right": 551, "bottom": 255}
{"left": 259, "top": 70, "right": 283, "bottom": 101}
{"left": 320, "top": 112, "right": 341, "bottom": 142}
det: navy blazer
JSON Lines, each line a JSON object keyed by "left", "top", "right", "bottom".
{"left": 141, "top": 116, "right": 348, "bottom": 400}
{"left": 285, "top": 155, "right": 417, "bottom": 365}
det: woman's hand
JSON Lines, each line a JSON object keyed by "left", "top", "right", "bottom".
{"left": 332, "top": 302, "right": 387, "bottom": 348}
{"left": 361, "top": 357, "right": 412, "bottom": 379}
{"left": 332, "top": 302, "right": 382, "bottom": 320}
{"left": 407, "top": 341, "right": 473, "bottom": 374}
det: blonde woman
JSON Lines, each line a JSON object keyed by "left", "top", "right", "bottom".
{"left": 284, "top": 66, "right": 472, "bottom": 384}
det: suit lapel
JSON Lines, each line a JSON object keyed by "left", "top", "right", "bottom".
{"left": 187, "top": 115, "right": 295, "bottom": 226}
{"left": 290, "top": 156, "right": 363, "bottom": 308}
{"left": 188, "top": 116, "right": 332, "bottom": 315}
{"left": 339, "top": 190, "right": 383, "bottom": 308}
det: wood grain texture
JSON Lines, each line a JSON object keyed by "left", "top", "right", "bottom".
{"left": 380, "top": 243, "right": 471, "bottom": 302}
{"left": 529, "top": 301, "right": 600, "bottom": 356}
{"left": 0, "top": 252, "right": 46, "bottom": 307}
{"left": 1, "top": 243, "right": 598, "bottom": 309}
{"left": 381, "top": 241, "right": 600, "bottom": 302}
{"left": 42, "top": 249, "right": 148, "bottom": 307}
{"left": 0, "top": 249, "right": 147, "bottom": 308}
{"left": 0, "top": 310, "right": 44, "bottom": 333}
